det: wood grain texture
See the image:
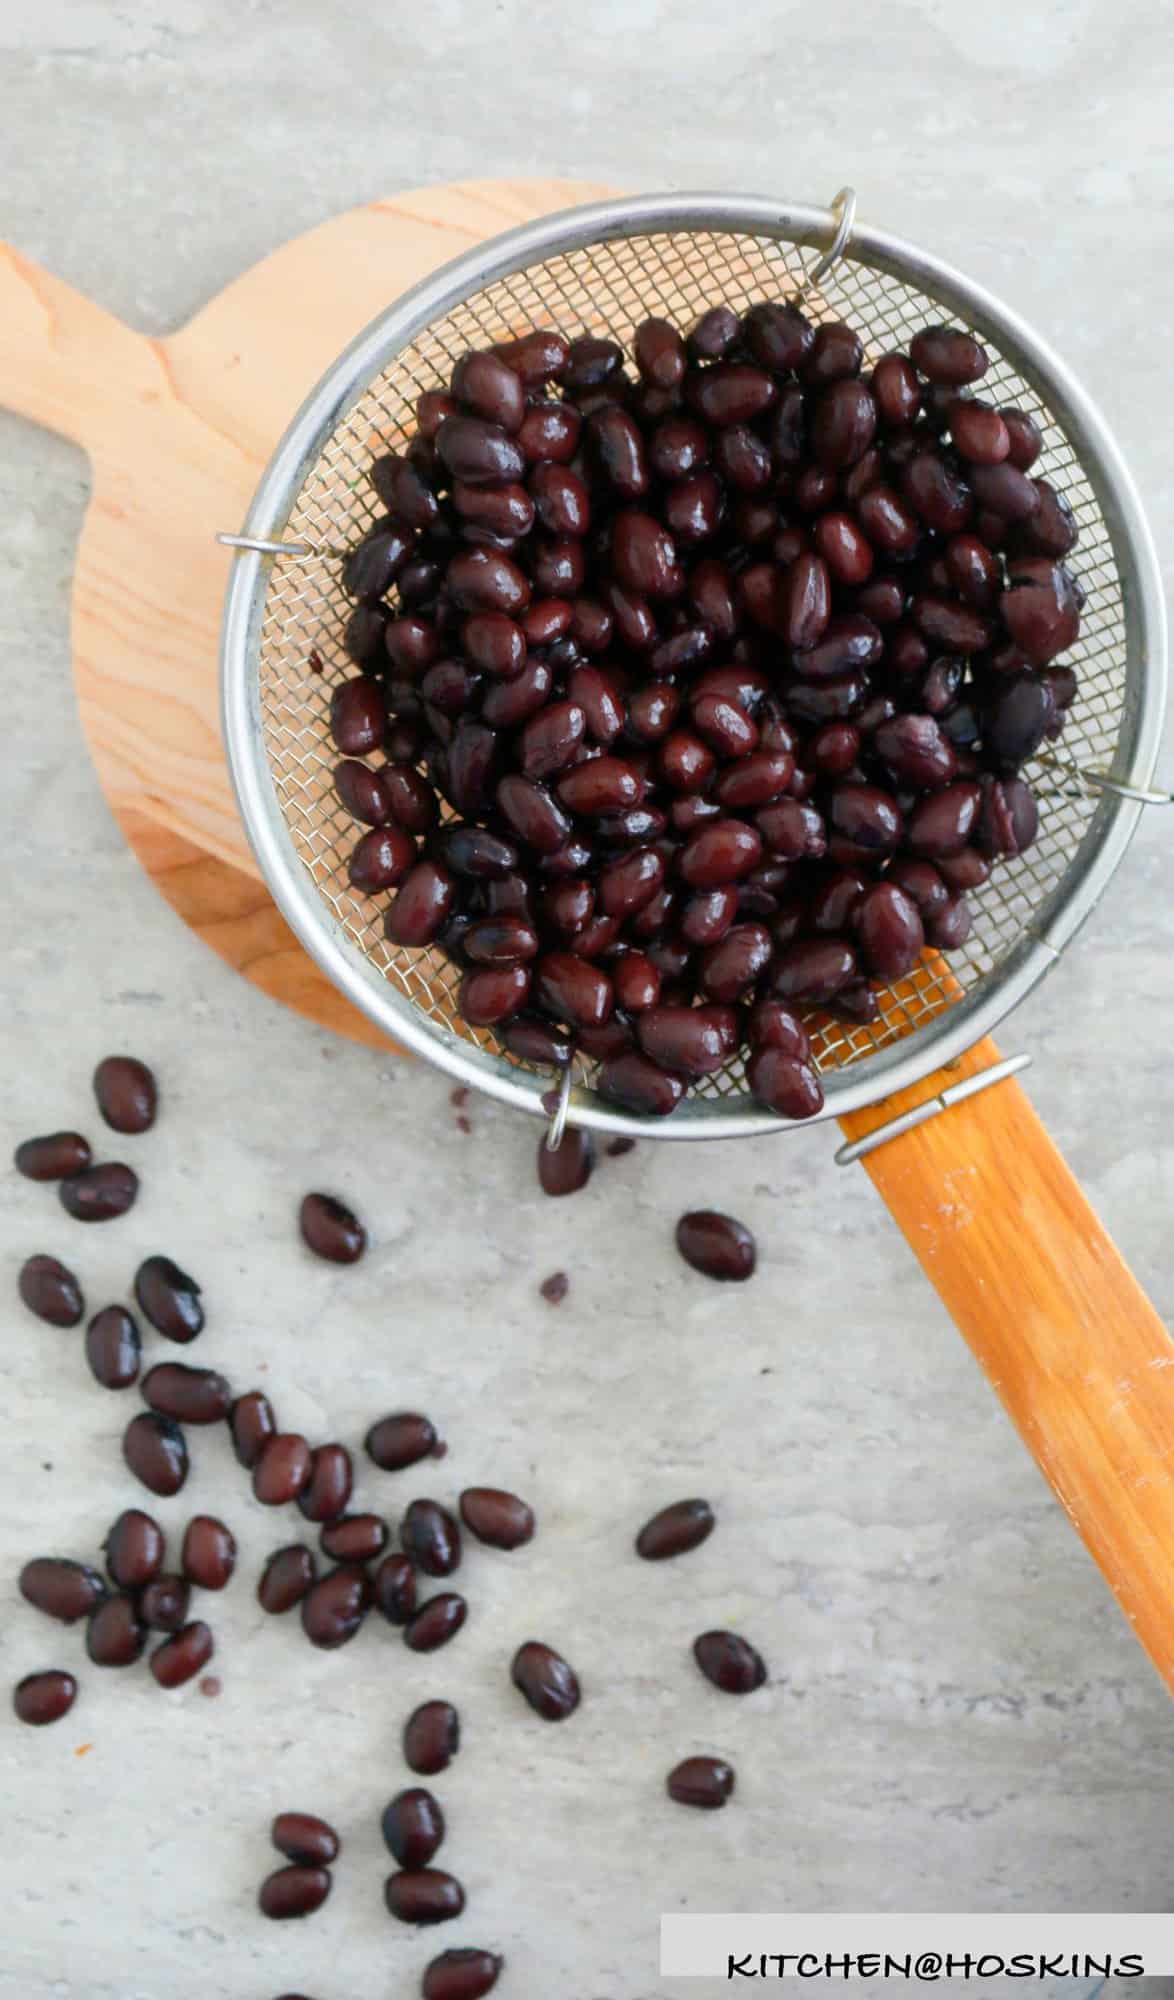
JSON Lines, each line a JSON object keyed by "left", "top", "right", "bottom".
{"left": 4, "top": 179, "right": 1173, "bottom": 1690}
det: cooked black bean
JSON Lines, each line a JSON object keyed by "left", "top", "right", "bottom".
{"left": 667, "top": 1755, "right": 736, "bottom": 1808}
{"left": 320, "top": 1512, "right": 388, "bottom": 1564}
{"left": 404, "top": 1699, "right": 460, "bottom": 1776}
{"left": 459, "top": 1488, "right": 535, "bottom": 1550}
{"left": 675, "top": 1211, "right": 756, "bottom": 1281}
{"left": 259, "top": 1864, "right": 332, "bottom": 1920}
{"left": 123, "top": 1413, "right": 188, "bottom": 1496}
{"left": 636, "top": 1498, "right": 715, "bottom": 1561}
{"left": 298, "top": 1443, "right": 354, "bottom": 1524}
{"left": 182, "top": 1516, "right": 236, "bottom": 1590}
{"left": 511, "top": 1640, "right": 580, "bottom": 1720}
{"left": 254, "top": 1434, "right": 313, "bottom": 1506}
{"left": 230, "top": 1389, "right": 276, "bottom": 1469}
{"left": 258, "top": 1545, "right": 317, "bottom": 1615}
{"left": 150, "top": 1619, "right": 213, "bottom": 1688}
{"left": 693, "top": 1628, "right": 768, "bottom": 1693}
{"left": 139, "top": 1574, "right": 191, "bottom": 1632}
{"left": 373, "top": 1551, "right": 418, "bottom": 1625}
{"left": 134, "top": 1255, "right": 204, "bottom": 1343}
{"left": 385, "top": 1868, "right": 465, "bottom": 1925}
{"left": 383, "top": 1788, "right": 445, "bottom": 1869}
{"left": 366, "top": 1411, "right": 438, "bottom": 1472}
{"left": 84, "top": 1305, "right": 141, "bottom": 1389}
{"left": 272, "top": 1811, "right": 341, "bottom": 1867}
{"left": 422, "top": 1949, "right": 504, "bottom": 2000}
{"left": 401, "top": 1500, "right": 461, "bottom": 1577}
{"left": 298, "top": 1192, "right": 366, "bottom": 1264}
{"left": 404, "top": 1593, "right": 467, "bottom": 1653}
{"left": 87, "top": 1592, "right": 147, "bottom": 1667}
{"left": 536, "top": 1127, "right": 594, "bottom": 1198}
{"left": 14, "top": 1670, "right": 78, "bottom": 1726}
{"left": 19, "top": 1253, "right": 84, "bottom": 1327}
{"left": 93, "top": 1055, "right": 157, "bottom": 1134}
{"left": 20, "top": 1557, "right": 107, "bottom": 1623}
{"left": 301, "top": 1565, "right": 372, "bottom": 1649}
{"left": 105, "top": 1507, "right": 165, "bottom": 1589}
{"left": 142, "top": 1362, "right": 230, "bottom": 1425}
{"left": 14, "top": 1131, "right": 91, "bottom": 1180}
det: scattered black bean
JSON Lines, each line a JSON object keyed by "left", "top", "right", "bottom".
{"left": 666, "top": 1755, "right": 736, "bottom": 1808}
{"left": 123, "top": 1413, "right": 189, "bottom": 1496}
{"left": 134, "top": 1255, "right": 204, "bottom": 1343}
{"left": 253, "top": 1433, "right": 313, "bottom": 1506}
{"left": 458, "top": 1488, "right": 535, "bottom": 1551}
{"left": 366, "top": 1412, "right": 438, "bottom": 1471}
{"left": 139, "top": 1574, "right": 191, "bottom": 1632}
{"left": 259, "top": 1864, "right": 332, "bottom": 1920}
{"left": 258, "top": 1545, "right": 318, "bottom": 1615}
{"left": 142, "top": 1362, "right": 230, "bottom": 1425}
{"left": 150, "top": 1620, "right": 213, "bottom": 1688}
{"left": 510, "top": 1639, "right": 580, "bottom": 1720}
{"left": 320, "top": 1513, "right": 388, "bottom": 1564}
{"left": 85, "top": 1305, "right": 141, "bottom": 1389}
{"left": 385, "top": 1869, "right": 465, "bottom": 1925}
{"left": 20, "top": 1557, "right": 107, "bottom": 1623}
{"left": 230, "top": 1390, "right": 276, "bottom": 1469}
{"left": 93, "top": 1055, "right": 157, "bottom": 1134}
{"left": 403, "top": 1699, "right": 460, "bottom": 1775}
{"left": 18, "top": 1253, "right": 84, "bottom": 1327}
{"left": 86, "top": 1593, "right": 147, "bottom": 1667}
{"left": 299, "top": 1191, "right": 367, "bottom": 1264}
{"left": 536, "top": 1126, "right": 594, "bottom": 1197}
{"left": 373, "top": 1551, "right": 418, "bottom": 1625}
{"left": 13, "top": 1669, "right": 77, "bottom": 1726}
{"left": 421, "top": 1948, "right": 503, "bottom": 2000}
{"left": 297, "top": 1443, "right": 354, "bottom": 1523}
{"left": 403, "top": 1593, "right": 467, "bottom": 1653}
{"left": 105, "top": 1508, "right": 165, "bottom": 1589}
{"left": 300, "top": 1565, "right": 372, "bottom": 1649}
{"left": 382, "top": 1789, "right": 446, "bottom": 1870}
{"left": 58, "top": 1162, "right": 138, "bottom": 1222}
{"left": 181, "top": 1516, "right": 237, "bottom": 1590}
{"left": 401, "top": 1500, "right": 462, "bottom": 1577}
{"left": 693, "top": 1628, "right": 768, "bottom": 1693}
{"left": 14, "top": 1131, "right": 91, "bottom": 1181}
{"left": 636, "top": 1498, "right": 715, "bottom": 1561}
{"left": 272, "top": 1812, "right": 340, "bottom": 1867}
{"left": 675, "top": 1211, "right": 756, "bottom": 1282}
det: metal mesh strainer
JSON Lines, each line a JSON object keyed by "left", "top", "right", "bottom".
{"left": 219, "top": 192, "right": 1166, "bottom": 1140}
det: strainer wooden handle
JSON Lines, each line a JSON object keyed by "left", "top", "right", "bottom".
{"left": 839, "top": 1036, "right": 1174, "bottom": 1693}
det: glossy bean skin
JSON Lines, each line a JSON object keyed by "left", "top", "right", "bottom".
{"left": 230, "top": 1390, "right": 276, "bottom": 1469}
{"left": 253, "top": 1434, "right": 313, "bottom": 1506}
{"left": 385, "top": 1869, "right": 465, "bottom": 1925}
{"left": 856, "top": 883, "right": 925, "bottom": 980}
{"left": 320, "top": 1513, "right": 389, "bottom": 1564}
{"left": 771, "top": 937, "right": 857, "bottom": 1002}
{"left": 1001, "top": 558, "right": 1081, "bottom": 664}
{"left": 301, "top": 1565, "right": 372, "bottom": 1649}
{"left": 403, "top": 1593, "right": 468, "bottom": 1653}
{"left": 272, "top": 1811, "right": 341, "bottom": 1868}
{"left": 422, "top": 1949, "right": 504, "bottom": 2000}
{"left": 675, "top": 1211, "right": 756, "bottom": 1281}
{"left": 141, "top": 1363, "right": 230, "bottom": 1426}
{"left": 588, "top": 405, "right": 650, "bottom": 497}
{"left": 150, "top": 1620, "right": 214, "bottom": 1688}
{"left": 905, "top": 780, "right": 983, "bottom": 857}
{"left": 294, "top": 1443, "right": 354, "bottom": 1527}
{"left": 18, "top": 1254, "right": 84, "bottom": 1327}
{"left": 910, "top": 325, "right": 989, "bottom": 386}
{"left": 383, "top": 1788, "right": 445, "bottom": 1870}
{"left": 537, "top": 1127, "right": 594, "bottom": 1198}
{"left": 404, "top": 1699, "right": 460, "bottom": 1775}
{"left": 698, "top": 924, "right": 772, "bottom": 1002}
{"left": 330, "top": 676, "right": 385, "bottom": 755}
{"left": 258, "top": 1864, "right": 332, "bottom": 1921}
{"left": 693, "top": 1627, "right": 767, "bottom": 1692}
{"left": 258, "top": 1545, "right": 317, "bottom": 1615}
{"left": 366, "top": 1411, "right": 438, "bottom": 1470}
{"left": 14, "top": 1131, "right": 92, "bottom": 1180}
{"left": 59, "top": 1162, "right": 138, "bottom": 1222}
{"left": 105, "top": 1507, "right": 165, "bottom": 1589}
{"left": 401, "top": 1500, "right": 462, "bottom": 1578}
{"left": 871, "top": 353, "right": 921, "bottom": 426}
{"left": 299, "top": 1191, "right": 366, "bottom": 1264}
{"left": 667, "top": 1755, "right": 736, "bottom": 1808}
{"left": 811, "top": 379, "right": 876, "bottom": 468}
{"left": 87, "top": 1593, "right": 146, "bottom": 1667}
{"left": 14, "top": 1671, "right": 78, "bottom": 1726}
{"left": 458, "top": 1487, "right": 536, "bottom": 1551}
{"left": 20, "top": 1557, "right": 107, "bottom": 1623}
{"left": 134, "top": 1255, "right": 204, "bottom": 1343}
{"left": 511, "top": 1640, "right": 581, "bottom": 1720}
{"left": 139, "top": 1574, "right": 191, "bottom": 1632}
{"left": 373, "top": 1551, "right": 418, "bottom": 1626}
{"left": 535, "top": 952, "right": 613, "bottom": 1029}
{"left": 637, "top": 1005, "right": 737, "bottom": 1080}
{"left": 123, "top": 1414, "right": 188, "bottom": 1497}
{"left": 181, "top": 1517, "right": 236, "bottom": 1591}
{"left": 597, "top": 1051, "right": 684, "bottom": 1118}
{"left": 349, "top": 825, "right": 416, "bottom": 893}
{"left": 93, "top": 1054, "right": 157, "bottom": 1133}
{"left": 747, "top": 1046, "right": 824, "bottom": 1118}
{"left": 636, "top": 1498, "right": 715, "bottom": 1561}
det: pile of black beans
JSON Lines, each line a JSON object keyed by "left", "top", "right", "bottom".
{"left": 331, "top": 306, "right": 1081, "bottom": 1121}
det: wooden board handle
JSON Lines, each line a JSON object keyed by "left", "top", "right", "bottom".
{"left": 0, "top": 242, "right": 157, "bottom": 449}
{"left": 839, "top": 1036, "right": 1174, "bottom": 1693}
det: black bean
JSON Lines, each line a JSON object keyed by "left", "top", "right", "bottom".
{"left": 597, "top": 1050, "right": 684, "bottom": 1119}
{"left": 272, "top": 1812, "right": 341, "bottom": 1867}
{"left": 537, "top": 1127, "right": 594, "bottom": 1198}
{"left": 13, "top": 1131, "right": 91, "bottom": 1180}
{"left": 748, "top": 1048, "right": 825, "bottom": 1119}
{"left": 259, "top": 1864, "right": 332, "bottom": 1921}
{"left": 404, "top": 1699, "right": 460, "bottom": 1775}
{"left": 134, "top": 1255, "right": 204, "bottom": 1342}
{"left": 87, "top": 1593, "right": 147, "bottom": 1667}
{"left": 182, "top": 1516, "right": 236, "bottom": 1590}
{"left": 675, "top": 1211, "right": 756, "bottom": 1281}
{"left": 401, "top": 1500, "right": 461, "bottom": 1577}
{"left": 297, "top": 1443, "right": 354, "bottom": 1524}
{"left": 258, "top": 1545, "right": 317, "bottom": 1615}
{"left": 301, "top": 1565, "right": 372, "bottom": 1649}
{"left": 910, "top": 325, "right": 988, "bottom": 386}
{"left": 320, "top": 1513, "right": 388, "bottom": 1564}
{"left": 150, "top": 1620, "right": 213, "bottom": 1688}
{"left": 254, "top": 1434, "right": 312, "bottom": 1506}
{"left": 93, "top": 1055, "right": 157, "bottom": 1134}
{"left": 83, "top": 1305, "right": 141, "bottom": 1389}
{"left": 383, "top": 1788, "right": 445, "bottom": 1870}
{"left": 139, "top": 1574, "right": 191, "bottom": 1632}
{"left": 298, "top": 1191, "right": 366, "bottom": 1264}
{"left": 13, "top": 1670, "right": 78, "bottom": 1726}
{"left": 385, "top": 1868, "right": 465, "bottom": 1925}
{"left": 142, "top": 1362, "right": 230, "bottom": 1425}
{"left": 856, "top": 883, "right": 925, "bottom": 981}
{"left": 123, "top": 1413, "right": 188, "bottom": 1497}
{"left": 366, "top": 1411, "right": 438, "bottom": 1472}
{"left": 230, "top": 1390, "right": 276, "bottom": 1469}
{"left": 693, "top": 1628, "right": 767, "bottom": 1693}
{"left": 18, "top": 1253, "right": 84, "bottom": 1327}
{"left": 422, "top": 1950, "right": 503, "bottom": 2000}
{"left": 667, "top": 1755, "right": 736, "bottom": 1808}
{"left": 459, "top": 1488, "right": 535, "bottom": 1550}
{"left": 404, "top": 1593, "right": 467, "bottom": 1653}
{"left": 511, "top": 1639, "right": 580, "bottom": 1721}
{"left": 57, "top": 1161, "right": 138, "bottom": 1222}
{"left": 20, "top": 1557, "right": 107, "bottom": 1623}
{"left": 373, "top": 1552, "right": 418, "bottom": 1625}
{"left": 636, "top": 1498, "right": 715, "bottom": 1561}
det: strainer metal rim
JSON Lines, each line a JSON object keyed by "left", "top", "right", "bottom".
{"left": 220, "top": 190, "right": 1167, "bottom": 1139}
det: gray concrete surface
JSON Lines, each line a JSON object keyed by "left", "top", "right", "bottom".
{"left": 2, "top": 3, "right": 1173, "bottom": 1996}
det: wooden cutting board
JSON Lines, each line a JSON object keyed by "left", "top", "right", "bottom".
{"left": 4, "top": 179, "right": 1173, "bottom": 1694}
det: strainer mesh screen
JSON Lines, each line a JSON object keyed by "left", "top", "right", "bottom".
{"left": 254, "top": 227, "right": 1124, "bottom": 1100}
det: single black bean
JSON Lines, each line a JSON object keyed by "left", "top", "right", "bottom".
{"left": 58, "top": 1162, "right": 138, "bottom": 1222}
{"left": 123, "top": 1413, "right": 188, "bottom": 1497}
{"left": 230, "top": 1390, "right": 276, "bottom": 1469}
{"left": 871, "top": 352, "right": 921, "bottom": 426}
{"left": 385, "top": 1869, "right": 465, "bottom": 1925}
{"left": 383, "top": 1788, "right": 445, "bottom": 1870}
{"left": 258, "top": 1864, "right": 332, "bottom": 1921}
{"left": 511, "top": 1640, "right": 580, "bottom": 1720}
{"left": 330, "top": 677, "right": 385, "bottom": 755}
{"left": 675, "top": 1211, "right": 756, "bottom": 1282}
{"left": 638, "top": 1005, "right": 738, "bottom": 1080}
{"left": 301, "top": 1565, "right": 372, "bottom": 1649}
{"left": 537, "top": 1127, "right": 594, "bottom": 1198}
{"left": 803, "top": 321, "right": 863, "bottom": 383}
{"left": 254, "top": 1433, "right": 313, "bottom": 1506}
{"left": 87, "top": 1592, "right": 147, "bottom": 1667}
{"left": 320, "top": 1513, "right": 388, "bottom": 1564}
{"left": 385, "top": 860, "right": 456, "bottom": 947}
{"left": 693, "top": 1628, "right": 767, "bottom": 1693}
{"left": 84, "top": 1304, "right": 141, "bottom": 1389}
{"left": 597, "top": 1050, "right": 684, "bottom": 1119}
{"left": 18, "top": 1253, "right": 84, "bottom": 1327}
{"left": 142, "top": 1362, "right": 230, "bottom": 1425}
{"left": 667, "top": 1755, "right": 736, "bottom": 1808}
{"left": 747, "top": 1048, "right": 825, "bottom": 1119}
{"left": 403, "top": 1593, "right": 467, "bottom": 1653}
{"left": 20, "top": 1557, "right": 107, "bottom": 1623}
{"left": 404, "top": 1699, "right": 460, "bottom": 1775}
{"left": 134, "top": 1255, "right": 204, "bottom": 1342}
{"left": 298, "top": 1443, "right": 354, "bottom": 1524}
{"left": 856, "top": 883, "right": 925, "bottom": 980}
{"left": 150, "top": 1620, "right": 213, "bottom": 1688}
{"left": 93, "top": 1054, "right": 157, "bottom": 1134}
{"left": 298, "top": 1192, "right": 366, "bottom": 1265}
{"left": 910, "top": 325, "right": 988, "bottom": 386}
{"left": 182, "top": 1516, "right": 236, "bottom": 1591}
{"left": 272, "top": 1811, "right": 341, "bottom": 1867}
{"left": 401, "top": 1500, "right": 461, "bottom": 1577}
{"left": 636, "top": 1498, "right": 715, "bottom": 1561}
{"left": 373, "top": 1552, "right": 418, "bottom": 1625}
{"left": 459, "top": 1487, "right": 535, "bottom": 1550}
{"left": 14, "top": 1670, "right": 78, "bottom": 1726}
{"left": 106, "top": 1507, "right": 165, "bottom": 1588}
{"left": 139, "top": 1574, "right": 191, "bottom": 1632}
{"left": 422, "top": 1949, "right": 504, "bottom": 2000}
{"left": 258, "top": 1545, "right": 317, "bottom": 1615}
{"left": 14, "top": 1131, "right": 91, "bottom": 1180}
{"left": 905, "top": 780, "right": 983, "bottom": 857}
{"left": 366, "top": 1411, "right": 438, "bottom": 1471}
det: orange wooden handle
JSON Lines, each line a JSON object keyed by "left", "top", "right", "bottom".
{"left": 839, "top": 1036, "right": 1174, "bottom": 1693}
{"left": 0, "top": 242, "right": 157, "bottom": 449}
